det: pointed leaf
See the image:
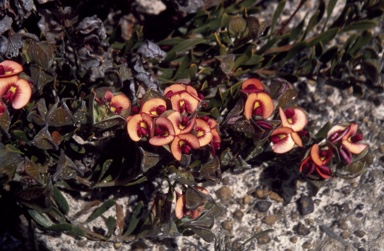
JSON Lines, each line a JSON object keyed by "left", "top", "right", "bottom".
{"left": 86, "top": 199, "right": 115, "bottom": 223}
{"left": 52, "top": 186, "right": 69, "bottom": 215}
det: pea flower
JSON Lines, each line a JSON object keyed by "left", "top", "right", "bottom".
{"left": 149, "top": 117, "right": 175, "bottom": 146}
{"left": 241, "top": 78, "right": 265, "bottom": 93}
{"left": 167, "top": 110, "right": 196, "bottom": 135}
{"left": 279, "top": 107, "right": 307, "bottom": 132}
{"left": 194, "top": 118, "right": 213, "bottom": 147}
{"left": 140, "top": 98, "right": 167, "bottom": 117}
{"left": 300, "top": 143, "right": 333, "bottom": 179}
{"left": 127, "top": 113, "right": 154, "bottom": 141}
{"left": 327, "top": 123, "right": 368, "bottom": 163}
{"left": 270, "top": 126, "right": 302, "bottom": 154}
{"left": 243, "top": 92, "right": 274, "bottom": 120}
{"left": 0, "top": 76, "right": 32, "bottom": 109}
{"left": 170, "top": 133, "right": 200, "bottom": 161}
{"left": 164, "top": 84, "right": 200, "bottom": 114}
{"left": 0, "top": 60, "right": 23, "bottom": 78}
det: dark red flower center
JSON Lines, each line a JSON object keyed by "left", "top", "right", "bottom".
{"left": 154, "top": 125, "right": 168, "bottom": 137}
{"left": 131, "top": 106, "right": 139, "bottom": 114}
{"left": 137, "top": 121, "right": 149, "bottom": 137}
{"left": 156, "top": 105, "right": 166, "bottom": 115}
{"left": 350, "top": 133, "right": 363, "bottom": 143}
{"left": 284, "top": 108, "right": 295, "bottom": 118}
{"left": 0, "top": 65, "right": 4, "bottom": 75}
{"left": 3, "top": 85, "right": 17, "bottom": 103}
{"left": 180, "top": 141, "right": 192, "bottom": 154}
{"left": 270, "top": 134, "right": 286, "bottom": 144}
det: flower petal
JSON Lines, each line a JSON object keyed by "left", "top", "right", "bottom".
{"left": 241, "top": 78, "right": 264, "bottom": 93}
{"left": 270, "top": 127, "right": 295, "bottom": 154}
{"left": 140, "top": 98, "right": 167, "bottom": 117}
{"left": 12, "top": 79, "right": 32, "bottom": 109}
{"left": 171, "top": 134, "right": 200, "bottom": 161}
{"left": 194, "top": 118, "right": 213, "bottom": 147}
{"left": 167, "top": 111, "right": 196, "bottom": 135}
{"left": 280, "top": 107, "right": 307, "bottom": 132}
{"left": 244, "top": 92, "right": 274, "bottom": 120}
{"left": 170, "top": 92, "right": 200, "bottom": 114}
{"left": 310, "top": 143, "right": 332, "bottom": 166}
{"left": 149, "top": 117, "right": 175, "bottom": 146}
{"left": 341, "top": 139, "right": 368, "bottom": 155}
{"left": 127, "top": 113, "right": 154, "bottom": 141}
{"left": 175, "top": 195, "right": 185, "bottom": 219}
{"left": 0, "top": 60, "right": 23, "bottom": 78}
{"left": 327, "top": 124, "right": 348, "bottom": 142}
{"left": 111, "top": 94, "right": 131, "bottom": 114}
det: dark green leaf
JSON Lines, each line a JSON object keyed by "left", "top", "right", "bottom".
{"left": 16, "top": 180, "right": 53, "bottom": 212}
{"left": 306, "top": 27, "right": 339, "bottom": 47}
{"left": 105, "top": 216, "right": 116, "bottom": 236}
{"left": 52, "top": 186, "right": 69, "bottom": 215}
{"left": 314, "top": 122, "right": 331, "bottom": 139}
{"left": 271, "top": 0, "right": 286, "bottom": 33}
{"left": 123, "top": 201, "right": 144, "bottom": 236}
{"left": 47, "top": 101, "right": 74, "bottom": 127}
{"left": 46, "top": 223, "right": 86, "bottom": 237}
{"left": 349, "top": 30, "right": 372, "bottom": 54}
{"left": 342, "top": 20, "right": 377, "bottom": 32}
{"left": 0, "top": 109, "right": 11, "bottom": 132}
{"left": 199, "top": 157, "right": 221, "bottom": 182}
{"left": 185, "top": 187, "right": 207, "bottom": 210}
{"left": 164, "top": 38, "right": 206, "bottom": 62}
{"left": 28, "top": 209, "right": 54, "bottom": 228}
{"left": 27, "top": 41, "right": 54, "bottom": 68}
{"left": 24, "top": 158, "right": 43, "bottom": 184}
{"left": 98, "top": 159, "right": 113, "bottom": 183}
{"left": 53, "top": 149, "right": 83, "bottom": 181}
{"left": 191, "top": 227, "right": 215, "bottom": 242}
{"left": 140, "top": 147, "right": 161, "bottom": 172}
{"left": 326, "top": 0, "right": 338, "bottom": 18}
{"left": 86, "top": 199, "right": 115, "bottom": 223}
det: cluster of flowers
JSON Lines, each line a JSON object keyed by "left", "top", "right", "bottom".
{"left": 300, "top": 123, "right": 368, "bottom": 179}
{"left": 240, "top": 78, "right": 368, "bottom": 179}
{"left": 241, "top": 78, "right": 308, "bottom": 154}
{"left": 94, "top": 89, "right": 131, "bottom": 117}
{"left": 0, "top": 60, "right": 32, "bottom": 114}
{"left": 126, "top": 84, "right": 221, "bottom": 161}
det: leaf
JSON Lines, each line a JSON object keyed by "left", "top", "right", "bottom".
{"left": 16, "top": 180, "right": 53, "bottom": 212}
{"left": 185, "top": 187, "right": 207, "bottom": 210}
{"left": 28, "top": 209, "right": 54, "bottom": 228}
{"left": 52, "top": 186, "right": 69, "bottom": 215}
{"left": 306, "top": 27, "right": 339, "bottom": 47}
{"left": 191, "top": 227, "right": 215, "bottom": 242}
{"left": 30, "top": 65, "right": 56, "bottom": 93}
{"left": 24, "top": 158, "right": 43, "bottom": 184}
{"left": 46, "top": 223, "right": 86, "bottom": 237}
{"left": 123, "top": 201, "right": 144, "bottom": 236}
{"left": 12, "top": 130, "right": 29, "bottom": 142}
{"left": 140, "top": 147, "right": 160, "bottom": 172}
{"left": 314, "top": 122, "right": 331, "bottom": 139}
{"left": 27, "top": 41, "right": 54, "bottom": 68}
{"left": 53, "top": 149, "right": 84, "bottom": 181}
{"left": 47, "top": 101, "right": 74, "bottom": 127}
{"left": 0, "top": 109, "right": 10, "bottom": 132}
{"left": 271, "top": 0, "right": 286, "bottom": 33}
{"left": 105, "top": 216, "right": 116, "bottom": 236}
{"left": 164, "top": 38, "right": 206, "bottom": 62}
{"left": 199, "top": 157, "right": 221, "bottom": 182}
{"left": 0, "top": 143, "right": 22, "bottom": 184}
{"left": 86, "top": 199, "right": 115, "bottom": 223}
{"left": 326, "top": 0, "right": 338, "bottom": 19}
{"left": 349, "top": 30, "right": 372, "bottom": 54}
{"left": 98, "top": 159, "right": 113, "bottom": 183}
{"left": 277, "top": 88, "right": 298, "bottom": 108}
{"left": 342, "top": 20, "right": 377, "bottom": 32}
{"left": 30, "top": 126, "right": 59, "bottom": 150}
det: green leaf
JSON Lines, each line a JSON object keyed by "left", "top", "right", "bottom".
{"left": 123, "top": 201, "right": 144, "bottom": 236}
{"left": 28, "top": 209, "right": 54, "bottom": 228}
{"left": 342, "top": 20, "right": 377, "bottom": 32}
{"left": 349, "top": 30, "right": 372, "bottom": 54}
{"left": 271, "top": 0, "right": 286, "bottom": 33}
{"left": 314, "top": 122, "right": 331, "bottom": 139}
{"left": 46, "top": 223, "right": 86, "bottom": 237}
{"left": 5, "top": 144, "right": 23, "bottom": 154}
{"left": 164, "top": 38, "right": 206, "bottom": 62}
{"left": 306, "top": 27, "right": 339, "bottom": 47}
{"left": 140, "top": 147, "right": 160, "bottom": 172}
{"left": 52, "top": 186, "right": 69, "bottom": 215}
{"left": 105, "top": 216, "right": 116, "bottom": 236}
{"left": 326, "top": 0, "right": 338, "bottom": 18}
{"left": 98, "top": 159, "right": 113, "bottom": 183}
{"left": 0, "top": 109, "right": 10, "bottom": 132}
{"left": 86, "top": 199, "right": 115, "bottom": 223}
{"left": 191, "top": 227, "right": 215, "bottom": 242}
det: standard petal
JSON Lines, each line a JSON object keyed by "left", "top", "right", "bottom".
{"left": 12, "top": 79, "right": 32, "bottom": 109}
{"left": 0, "top": 60, "right": 23, "bottom": 77}
{"left": 140, "top": 98, "right": 167, "bottom": 117}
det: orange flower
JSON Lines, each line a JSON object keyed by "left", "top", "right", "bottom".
{"left": 165, "top": 84, "right": 200, "bottom": 114}
{"left": 341, "top": 123, "right": 368, "bottom": 155}
{"left": 170, "top": 133, "right": 200, "bottom": 161}
{"left": 299, "top": 143, "right": 333, "bottom": 179}
{"left": 0, "top": 77, "right": 32, "bottom": 109}
{"left": 241, "top": 78, "right": 264, "bottom": 93}
{"left": 127, "top": 113, "right": 154, "bottom": 141}
{"left": 243, "top": 92, "right": 274, "bottom": 120}
{"left": 110, "top": 94, "right": 131, "bottom": 115}
{"left": 140, "top": 98, "right": 167, "bottom": 117}
{"left": 175, "top": 187, "right": 208, "bottom": 219}
{"left": 149, "top": 117, "right": 175, "bottom": 146}
{"left": 200, "top": 116, "right": 221, "bottom": 154}
{"left": 0, "top": 60, "right": 23, "bottom": 78}
{"left": 167, "top": 111, "right": 196, "bottom": 135}
{"left": 164, "top": 83, "right": 200, "bottom": 100}
{"left": 270, "top": 127, "right": 302, "bottom": 154}
{"left": 194, "top": 118, "right": 213, "bottom": 147}
{"left": 279, "top": 107, "right": 307, "bottom": 132}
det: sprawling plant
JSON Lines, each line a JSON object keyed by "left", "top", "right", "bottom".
{"left": 0, "top": 0, "right": 380, "bottom": 247}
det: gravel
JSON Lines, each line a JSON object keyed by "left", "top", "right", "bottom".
{"left": 34, "top": 0, "right": 384, "bottom": 250}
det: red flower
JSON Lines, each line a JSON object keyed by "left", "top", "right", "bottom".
{"left": 127, "top": 113, "right": 154, "bottom": 141}
{"left": 170, "top": 133, "right": 200, "bottom": 161}
{"left": 149, "top": 117, "right": 175, "bottom": 146}
{"left": 241, "top": 78, "right": 265, "bottom": 93}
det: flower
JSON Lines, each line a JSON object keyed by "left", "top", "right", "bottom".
{"left": 194, "top": 118, "right": 213, "bottom": 147}
{"left": 149, "top": 117, "right": 175, "bottom": 146}
{"left": 170, "top": 133, "right": 200, "bottom": 161}
{"left": 140, "top": 98, "right": 167, "bottom": 117}
{"left": 167, "top": 110, "right": 196, "bottom": 135}
{"left": 0, "top": 77, "right": 32, "bottom": 109}
{"left": 243, "top": 92, "right": 274, "bottom": 120}
{"left": 299, "top": 143, "right": 333, "bottom": 179}
{"left": 241, "top": 78, "right": 265, "bottom": 93}
{"left": 0, "top": 60, "right": 23, "bottom": 78}
{"left": 279, "top": 107, "right": 307, "bottom": 132}
{"left": 270, "top": 126, "right": 302, "bottom": 154}
{"left": 165, "top": 84, "right": 201, "bottom": 114}
{"left": 110, "top": 94, "right": 131, "bottom": 115}
{"left": 127, "top": 113, "right": 154, "bottom": 141}
{"left": 175, "top": 187, "right": 208, "bottom": 219}
{"left": 327, "top": 123, "right": 368, "bottom": 163}
{"left": 200, "top": 116, "right": 221, "bottom": 154}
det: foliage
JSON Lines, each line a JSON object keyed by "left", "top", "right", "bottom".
{"left": 0, "top": 0, "right": 380, "bottom": 248}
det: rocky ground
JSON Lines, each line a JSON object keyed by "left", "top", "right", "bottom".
{"left": 33, "top": 0, "right": 384, "bottom": 250}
